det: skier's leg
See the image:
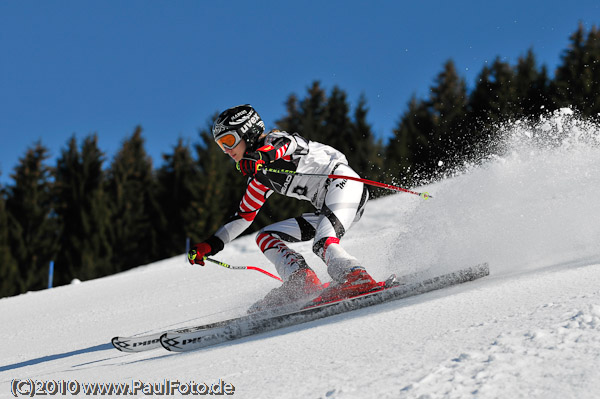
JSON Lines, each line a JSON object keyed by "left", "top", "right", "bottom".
{"left": 250, "top": 214, "right": 323, "bottom": 312}
{"left": 311, "top": 164, "right": 369, "bottom": 282}
{"left": 255, "top": 214, "right": 320, "bottom": 281}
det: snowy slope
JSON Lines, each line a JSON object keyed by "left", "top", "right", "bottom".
{"left": 1, "top": 109, "right": 600, "bottom": 399}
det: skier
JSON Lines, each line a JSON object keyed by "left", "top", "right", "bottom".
{"left": 188, "top": 104, "right": 378, "bottom": 311}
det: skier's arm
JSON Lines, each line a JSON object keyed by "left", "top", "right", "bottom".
{"left": 188, "top": 179, "right": 272, "bottom": 265}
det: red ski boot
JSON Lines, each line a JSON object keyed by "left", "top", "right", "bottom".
{"left": 314, "top": 268, "right": 379, "bottom": 304}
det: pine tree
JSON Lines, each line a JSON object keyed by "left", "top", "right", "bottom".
{"left": 553, "top": 23, "right": 588, "bottom": 111}
{"left": 428, "top": 60, "right": 469, "bottom": 173}
{"left": 5, "top": 142, "right": 58, "bottom": 292}
{"left": 0, "top": 189, "right": 20, "bottom": 298}
{"left": 156, "top": 138, "right": 202, "bottom": 257}
{"left": 586, "top": 26, "right": 600, "bottom": 116}
{"left": 514, "top": 48, "right": 552, "bottom": 116}
{"left": 322, "top": 86, "right": 353, "bottom": 156}
{"left": 470, "top": 58, "right": 516, "bottom": 122}
{"left": 106, "top": 126, "right": 159, "bottom": 271}
{"left": 385, "top": 96, "right": 435, "bottom": 186}
{"left": 295, "top": 81, "right": 328, "bottom": 141}
{"left": 53, "top": 135, "right": 112, "bottom": 284}
{"left": 553, "top": 23, "right": 600, "bottom": 115}
{"left": 276, "top": 94, "right": 302, "bottom": 134}
{"left": 466, "top": 58, "right": 519, "bottom": 158}
{"left": 352, "top": 94, "right": 384, "bottom": 183}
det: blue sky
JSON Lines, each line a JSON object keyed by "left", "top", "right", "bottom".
{"left": 1, "top": 0, "right": 598, "bottom": 185}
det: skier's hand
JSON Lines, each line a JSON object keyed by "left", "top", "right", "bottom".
{"left": 237, "top": 150, "right": 269, "bottom": 176}
{"left": 188, "top": 242, "right": 212, "bottom": 266}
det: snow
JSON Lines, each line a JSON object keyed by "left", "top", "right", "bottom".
{"left": 1, "top": 109, "right": 600, "bottom": 398}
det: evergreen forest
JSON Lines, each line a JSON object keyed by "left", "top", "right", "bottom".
{"left": 1, "top": 24, "right": 599, "bottom": 298}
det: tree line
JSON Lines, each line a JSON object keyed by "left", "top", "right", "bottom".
{"left": 1, "top": 24, "right": 598, "bottom": 298}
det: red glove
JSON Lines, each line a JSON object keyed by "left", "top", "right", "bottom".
{"left": 237, "top": 152, "right": 266, "bottom": 177}
{"left": 188, "top": 242, "right": 212, "bottom": 266}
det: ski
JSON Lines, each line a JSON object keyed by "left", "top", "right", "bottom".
{"left": 159, "top": 262, "right": 489, "bottom": 352}
{"left": 112, "top": 275, "right": 394, "bottom": 352}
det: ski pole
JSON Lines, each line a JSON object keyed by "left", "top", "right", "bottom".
{"left": 258, "top": 165, "right": 432, "bottom": 199}
{"left": 203, "top": 256, "right": 283, "bottom": 282}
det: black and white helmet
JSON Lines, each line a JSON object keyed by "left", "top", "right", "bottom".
{"left": 212, "top": 104, "right": 265, "bottom": 149}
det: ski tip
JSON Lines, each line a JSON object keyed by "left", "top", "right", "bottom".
{"left": 111, "top": 337, "right": 126, "bottom": 352}
{"left": 160, "top": 333, "right": 175, "bottom": 352}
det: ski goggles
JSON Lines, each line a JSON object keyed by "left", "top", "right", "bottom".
{"left": 214, "top": 131, "right": 242, "bottom": 151}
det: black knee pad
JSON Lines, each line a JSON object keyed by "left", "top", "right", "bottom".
{"left": 312, "top": 237, "right": 328, "bottom": 260}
